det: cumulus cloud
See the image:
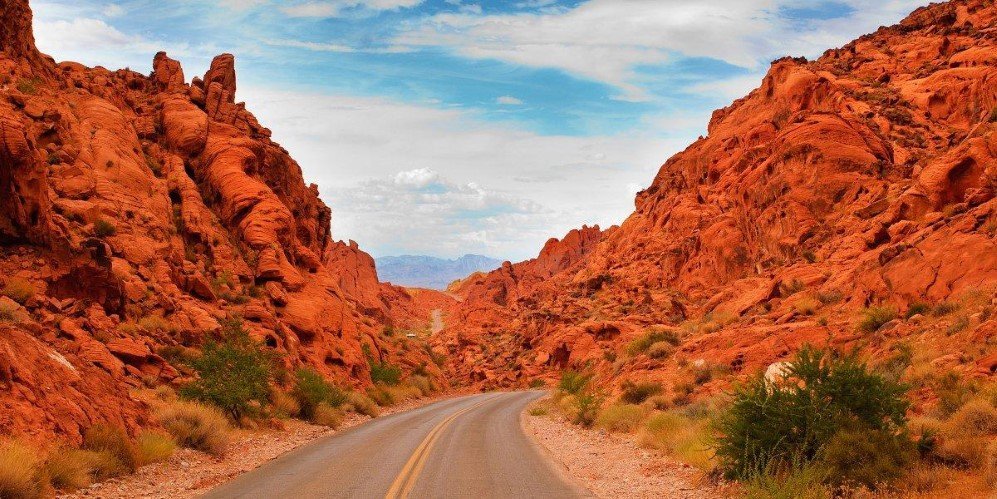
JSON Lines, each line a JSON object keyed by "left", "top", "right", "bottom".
{"left": 239, "top": 86, "right": 698, "bottom": 259}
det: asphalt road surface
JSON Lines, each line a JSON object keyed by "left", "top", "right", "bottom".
{"left": 201, "top": 391, "right": 590, "bottom": 499}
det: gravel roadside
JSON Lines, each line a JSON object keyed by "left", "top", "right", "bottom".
{"left": 61, "top": 394, "right": 461, "bottom": 499}
{"left": 523, "top": 399, "right": 736, "bottom": 499}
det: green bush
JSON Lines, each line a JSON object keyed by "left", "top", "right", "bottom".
{"left": 573, "top": 392, "right": 602, "bottom": 427}
{"left": 905, "top": 301, "right": 930, "bottom": 319}
{"left": 363, "top": 344, "right": 402, "bottom": 386}
{"left": 626, "top": 329, "right": 681, "bottom": 356}
{"left": 819, "top": 426, "right": 915, "bottom": 488}
{"left": 93, "top": 218, "right": 117, "bottom": 238}
{"left": 558, "top": 370, "right": 592, "bottom": 396}
{"left": 180, "top": 318, "right": 274, "bottom": 419}
{"left": 619, "top": 380, "right": 663, "bottom": 404}
{"left": 292, "top": 368, "right": 347, "bottom": 419}
{"left": 857, "top": 306, "right": 897, "bottom": 333}
{"left": 715, "top": 346, "right": 910, "bottom": 480}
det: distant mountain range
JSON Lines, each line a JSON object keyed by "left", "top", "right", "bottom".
{"left": 375, "top": 254, "right": 503, "bottom": 290}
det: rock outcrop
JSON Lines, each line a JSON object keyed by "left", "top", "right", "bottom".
{"left": 0, "top": 0, "right": 450, "bottom": 442}
{"left": 435, "top": 0, "right": 997, "bottom": 396}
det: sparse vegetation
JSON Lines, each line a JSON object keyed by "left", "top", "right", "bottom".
{"left": 558, "top": 370, "right": 592, "bottom": 395}
{"left": 155, "top": 399, "right": 231, "bottom": 456}
{"left": 906, "top": 301, "right": 931, "bottom": 318}
{"left": 180, "top": 317, "right": 273, "bottom": 420}
{"left": 311, "top": 403, "right": 343, "bottom": 428}
{"left": 715, "top": 346, "right": 909, "bottom": 483}
{"left": 82, "top": 424, "right": 139, "bottom": 475}
{"left": 639, "top": 412, "right": 714, "bottom": 470}
{"left": 619, "top": 380, "right": 663, "bottom": 404}
{"left": 0, "top": 438, "right": 41, "bottom": 499}
{"left": 93, "top": 218, "right": 117, "bottom": 238}
{"left": 135, "top": 430, "right": 175, "bottom": 466}
{"left": 346, "top": 391, "right": 379, "bottom": 417}
{"left": 2, "top": 278, "right": 35, "bottom": 305}
{"left": 595, "top": 404, "right": 645, "bottom": 433}
{"left": 626, "top": 329, "right": 681, "bottom": 356}
{"left": 857, "top": 305, "right": 897, "bottom": 333}
{"left": 292, "top": 368, "right": 347, "bottom": 420}
{"left": 364, "top": 344, "right": 402, "bottom": 386}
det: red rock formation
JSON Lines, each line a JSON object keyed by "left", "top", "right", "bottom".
{"left": 437, "top": 0, "right": 997, "bottom": 395}
{"left": 0, "top": 0, "right": 449, "bottom": 442}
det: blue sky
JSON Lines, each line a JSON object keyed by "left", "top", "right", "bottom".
{"left": 31, "top": 0, "right": 927, "bottom": 260}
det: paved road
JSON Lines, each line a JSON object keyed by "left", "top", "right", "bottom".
{"left": 202, "top": 391, "right": 589, "bottom": 499}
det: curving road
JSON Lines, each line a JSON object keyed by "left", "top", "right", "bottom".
{"left": 201, "top": 391, "right": 590, "bottom": 499}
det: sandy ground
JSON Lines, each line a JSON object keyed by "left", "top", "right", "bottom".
{"left": 523, "top": 403, "right": 735, "bottom": 498}
{"left": 60, "top": 395, "right": 457, "bottom": 499}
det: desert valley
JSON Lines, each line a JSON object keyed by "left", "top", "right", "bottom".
{"left": 0, "top": 0, "right": 995, "bottom": 497}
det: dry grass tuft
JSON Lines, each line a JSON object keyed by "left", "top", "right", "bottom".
{"left": 346, "top": 391, "right": 380, "bottom": 417}
{"left": 312, "top": 403, "right": 343, "bottom": 428}
{"left": 43, "top": 448, "right": 94, "bottom": 492}
{"left": 0, "top": 439, "right": 41, "bottom": 499}
{"left": 270, "top": 389, "right": 301, "bottom": 418}
{"left": 595, "top": 404, "right": 645, "bottom": 433}
{"left": 638, "top": 412, "right": 714, "bottom": 470}
{"left": 155, "top": 400, "right": 230, "bottom": 456}
{"left": 136, "top": 430, "right": 175, "bottom": 466}
{"left": 82, "top": 424, "right": 138, "bottom": 473}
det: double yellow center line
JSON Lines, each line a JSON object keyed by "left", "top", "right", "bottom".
{"left": 384, "top": 395, "right": 498, "bottom": 499}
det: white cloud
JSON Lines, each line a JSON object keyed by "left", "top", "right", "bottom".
{"left": 239, "top": 87, "right": 697, "bottom": 259}
{"left": 101, "top": 4, "right": 124, "bottom": 17}
{"left": 392, "top": 0, "right": 927, "bottom": 101}
{"left": 496, "top": 95, "right": 523, "bottom": 105}
{"left": 279, "top": 0, "right": 424, "bottom": 18}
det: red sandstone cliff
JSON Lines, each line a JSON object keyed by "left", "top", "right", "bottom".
{"left": 0, "top": 0, "right": 450, "bottom": 441}
{"left": 435, "top": 0, "right": 997, "bottom": 394}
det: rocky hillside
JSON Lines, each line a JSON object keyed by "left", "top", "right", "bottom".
{"left": 435, "top": 0, "right": 997, "bottom": 395}
{"left": 0, "top": 0, "right": 445, "bottom": 441}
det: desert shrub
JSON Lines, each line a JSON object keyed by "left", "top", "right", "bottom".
{"left": 93, "top": 218, "right": 117, "bottom": 238}
{"left": 857, "top": 306, "right": 897, "bottom": 333}
{"left": 1, "top": 278, "right": 34, "bottom": 305}
{"left": 818, "top": 425, "right": 915, "bottom": 487}
{"left": 639, "top": 412, "right": 714, "bottom": 469}
{"left": 985, "top": 440, "right": 997, "bottom": 488}
{"left": 595, "top": 404, "right": 645, "bottom": 433}
{"left": 346, "top": 391, "right": 379, "bottom": 417}
{"left": 84, "top": 450, "right": 128, "bottom": 481}
{"left": 626, "top": 329, "right": 681, "bottom": 356}
{"left": 0, "top": 439, "right": 41, "bottom": 499}
{"left": 366, "top": 384, "right": 396, "bottom": 406}
{"left": 792, "top": 297, "right": 820, "bottom": 316}
{"left": 933, "top": 371, "right": 975, "bottom": 416}
{"left": 82, "top": 424, "right": 138, "bottom": 473}
{"left": 180, "top": 318, "right": 273, "bottom": 419}
{"left": 529, "top": 378, "right": 546, "bottom": 388}
{"left": 0, "top": 303, "right": 18, "bottom": 323}
{"left": 44, "top": 448, "right": 93, "bottom": 492}
{"left": 816, "top": 290, "right": 843, "bottom": 305}
{"left": 646, "top": 341, "right": 675, "bottom": 359}
{"left": 155, "top": 399, "right": 230, "bottom": 456}
{"left": 408, "top": 375, "right": 433, "bottom": 396}
{"left": 573, "top": 392, "right": 603, "bottom": 427}
{"left": 135, "top": 430, "right": 175, "bottom": 466}
{"left": 292, "top": 368, "right": 347, "bottom": 419}
{"left": 363, "top": 345, "right": 402, "bottom": 386}
{"left": 311, "top": 403, "right": 343, "bottom": 428}
{"left": 558, "top": 370, "right": 592, "bottom": 395}
{"left": 947, "top": 399, "right": 997, "bottom": 435}
{"left": 744, "top": 464, "right": 830, "bottom": 499}
{"left": 715, "top": 346, "right": 909, "bottom": 480}
{"left": 529, "top": 406, "right": 548, "bottom": 416}
{"left": 619, "top": 380, "right": 663, "bottom": 404}
{"left": 932, "top": 301, "right": 959, "bottom": 316}
{"left": 946, "top": 315, "right": 969, "bottom": 335}
{"left": 270, "top": 389, "right": 300, "bottom": 418}
{"left": 905, "top": 301, "right": 931, "bottom": 318}
{"left": 138, "top": 314, "right": 175, "bottom": 333}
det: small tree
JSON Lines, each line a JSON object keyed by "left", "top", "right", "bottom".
{"left": 715, "top": 346, "right": 910, "bottom": 480}
{"left": 181, "top": 318, "right": 273, "bottom": 420}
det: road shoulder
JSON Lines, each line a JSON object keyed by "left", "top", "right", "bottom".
{"left": 522, "top": 396, "right": 731, "bottom": 499}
